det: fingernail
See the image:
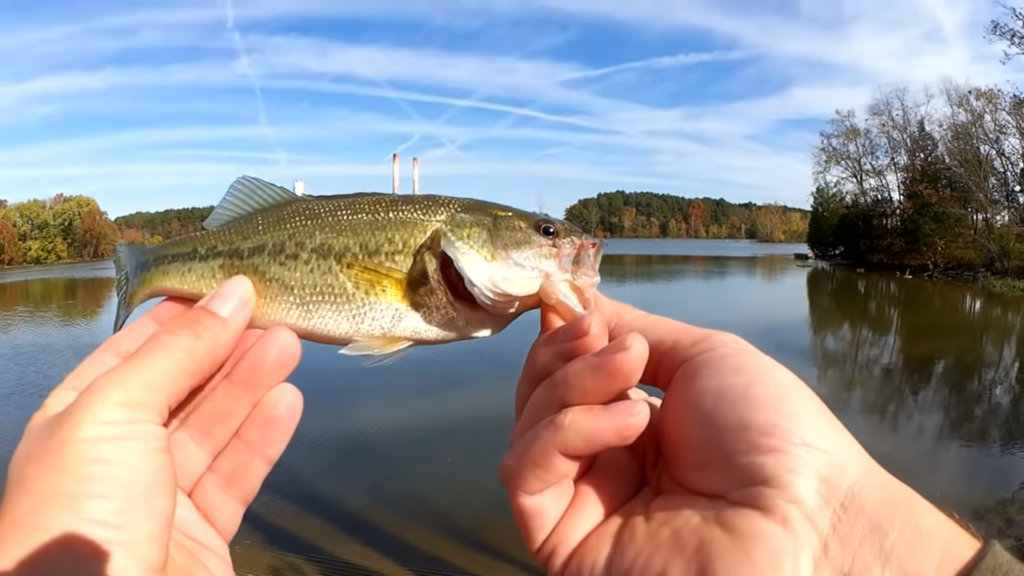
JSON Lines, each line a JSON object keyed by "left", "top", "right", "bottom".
{"left": 198, "top": 275, "right": 253, "bottom": 318}
{"left": 607, "top": 398, "right": 643, "bottom": 419}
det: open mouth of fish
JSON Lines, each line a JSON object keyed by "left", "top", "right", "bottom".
{"left": 435, "top": 237, "right": 603, "bottom": 317}
{"left": 439, "top": 249, "right": 483, "bottom": 308}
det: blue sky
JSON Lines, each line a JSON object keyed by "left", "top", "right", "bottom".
{"left": 1, "top": 0, "right": 1021, "bottom": 219}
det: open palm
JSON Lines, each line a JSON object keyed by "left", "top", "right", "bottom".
{"left": 502, "top": 295, "right": 926, "bottom": 576}
{"left": 0, "top": 277, "right": 303, "bottom": 576}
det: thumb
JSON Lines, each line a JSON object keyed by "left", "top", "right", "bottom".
{"left": 78, "top": 275, "right": 256, "bottom": 424}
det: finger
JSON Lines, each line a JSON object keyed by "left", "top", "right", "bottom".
{"left": 515, "top": 332, "right": 648, "bottom": 441}
{"left": 539, "top": 302, "right": 567, "bottom": 335}
{"left": 166, "top": 327, "right": 266, "bottom": 426}
{"left": 540, "top": 448, "right": 645, "bottom": 573}
{"left": 189, "top": 382, "right": 304, "bottom": 541}
{"left": 36, "top": 298, "right": 195, "bottom": 418}
{"left": 170, "top": 326, "right": 301, "bottom": 492}
{"left": 596, "top": 293, "right": 754, "bottom": 390}
{"left": 498, "top": 399, "right": 650, "bottom": 552}
{"left": 77, "top": 275, "right": 256, "bottom": 424}
{"left": 515, "top": 312, "right": 608, "bottom": 421}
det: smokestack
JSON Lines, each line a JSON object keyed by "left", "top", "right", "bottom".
{"left": 412, "top": 157, "right": 419, "bottom": 194}
{"left": 392, "top": 153, "right": 399, "bottom": 194}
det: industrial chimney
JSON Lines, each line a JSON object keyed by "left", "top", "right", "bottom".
{"left": 392, "top": 153, "right": 399, "bottom": 194}
{"left": 412, "top": 157, "right": 420, "bottom": 194}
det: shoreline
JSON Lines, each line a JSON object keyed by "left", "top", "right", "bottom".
{"left": 0, "top": 238, "right": 809, "bottom": 272}
{"left": 813, "top": 257, "right": 1024, "bottom": 296}
{"left": 0, "top": 258, "right": 112, "bottom": 272}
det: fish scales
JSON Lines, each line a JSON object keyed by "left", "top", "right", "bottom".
{"left": 113, "top": 175, "right": 604, "bottom": 359}
{"left": 130, "top": 195, "right": 476, "bottom": 343}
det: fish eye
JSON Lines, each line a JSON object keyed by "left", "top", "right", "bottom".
{"left": 536, "top": 220, "right": 558, "bottom": 239}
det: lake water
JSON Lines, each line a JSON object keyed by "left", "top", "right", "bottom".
{"left": 1, "top": 238, "right": 1022, "bottom": 574}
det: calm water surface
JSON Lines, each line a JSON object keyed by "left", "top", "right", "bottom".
{"left": 1, "top": 239, "right": 1022, "bottom": 574}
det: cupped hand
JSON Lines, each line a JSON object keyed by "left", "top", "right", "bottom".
{"left": 0, "top": 275, "right": 304, "bottom": 576}
{"left": 501, "top": 294, "right": 982, "bottom": 576}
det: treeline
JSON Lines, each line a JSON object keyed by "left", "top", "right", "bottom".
{"left": 563, "top": 191, "right": 809, "bottom": 243}
{"left": 0, "top": 195, "right": 211, "bottom": 266}
{"left": 113, "top": 206, "right": 213, "bottom": 245}
{"left": 807, "top": 6, "right": 1024, "bottom": 277}
{"left": 0, "top": 195, "right": 120, "bottom": 266}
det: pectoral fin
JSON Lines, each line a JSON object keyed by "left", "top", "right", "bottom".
{"left": 339, "top": 337, "right": 414, "bottom": 356}
{"left": 338, "top": 259, "right": 409, "bottom": 304}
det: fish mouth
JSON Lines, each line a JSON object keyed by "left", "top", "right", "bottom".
{"left": 436, "top": 236, "right": 603, "bottom": 317}
{"left": 571, "top": 238, "right": 604, "bottom": 286}
{"left": 539, "top": 237, "right": 604, "bottom": 318}
{"left": 439, "top": 249, "right": 483, "bottom": 310}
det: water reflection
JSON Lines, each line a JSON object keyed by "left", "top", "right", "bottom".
{"left": 0, "top": 264, "right": 119, "bottom": 483}
{"left": 806, "top": 266, "right": 1024, "bottom": 454}
{"left": 600, "top": 253, "right": 792, "bottom": 284}
{"left": 0, "top": 275, "right": 114, "bottom": 329}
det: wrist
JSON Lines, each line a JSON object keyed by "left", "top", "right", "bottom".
{"left": 821, "top": 467, "right": 984, "bottom": 576}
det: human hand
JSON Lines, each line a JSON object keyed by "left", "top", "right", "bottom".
{"left": 0, "top": 275, "right": 303, "bottom": 576}
{"left": 501, "top": 294, "right": 984, "bottom": 576}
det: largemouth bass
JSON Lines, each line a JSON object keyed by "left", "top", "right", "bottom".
{"left": 112, "top": 175, "right": 603, "bottom": 358}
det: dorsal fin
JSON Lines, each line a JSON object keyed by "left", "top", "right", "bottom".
{"left": 203, "top": 175, "right": 302, "bottom": 230}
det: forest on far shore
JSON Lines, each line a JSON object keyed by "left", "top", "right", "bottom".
{"left": 562, "top": 191, "right": 809, "bottom": 243}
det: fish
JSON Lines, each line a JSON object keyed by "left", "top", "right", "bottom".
{"left": 112, "top": 175, "right": 603, "bottom": 360}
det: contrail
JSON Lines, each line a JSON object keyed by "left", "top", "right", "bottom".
{"left": 557, "top": 50, "right": 752, "bottom": 82}
{"left": 378, "top": 75, "right": 465, "bottom": 158}
{"left": 393, "top": 33, "right": 568, "bottom": 159}
{"left": 224, "top": 0, "right": 287, "bottom": 166}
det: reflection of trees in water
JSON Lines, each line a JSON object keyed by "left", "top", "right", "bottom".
{"left": 600, "top": 254, "right": 792, "bottom": 284}
{"left": 0, "top": 276, "right": 114, "bottom": 328}
{"left": 806, "top": 266, "right": 1024, "bottom": 451}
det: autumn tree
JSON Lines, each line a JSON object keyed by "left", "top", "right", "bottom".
{"left": 0, "top": 205, "right": 19, "bottom": 266}
{"left": 78, "top": 206, "right": 120, "bottom": 260}
{"left": 987, "top": 2, "right": 1024, "bottom": 63}
{"left": 808, "top": 74, "right": 1024, "bottom": 275}
{"left": 687, "top": 200, "right": 707, "bottom": 238}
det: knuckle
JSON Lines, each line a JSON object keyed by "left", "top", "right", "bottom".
{"left": 163, "top": 307, "right": 227, "bottom": 348}
{"left": 548, "top": 408, "right": 576, "bottom": 434}
{"left": 497, "top": 452, "right": 517, "bottom": 486}
{"left": 560, "top": 333, "right": 603, "bottom": 363}
{"left": 705, "top": 329, "right": 751, "bottom": 351}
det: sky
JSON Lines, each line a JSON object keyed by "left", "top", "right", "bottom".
{"left": 1, "top": 0, "right": 1023, "bottom": 219}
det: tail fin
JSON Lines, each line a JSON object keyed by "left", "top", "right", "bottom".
{"left": 112, "top": 243, "right": 149, "bottom": 333}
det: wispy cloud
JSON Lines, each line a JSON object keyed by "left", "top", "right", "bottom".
{"left": 222, "top": 0, "right": 284, "bottom": 166}
{"left": 0, "top": 0, "right": 1021, "bottom": 217}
